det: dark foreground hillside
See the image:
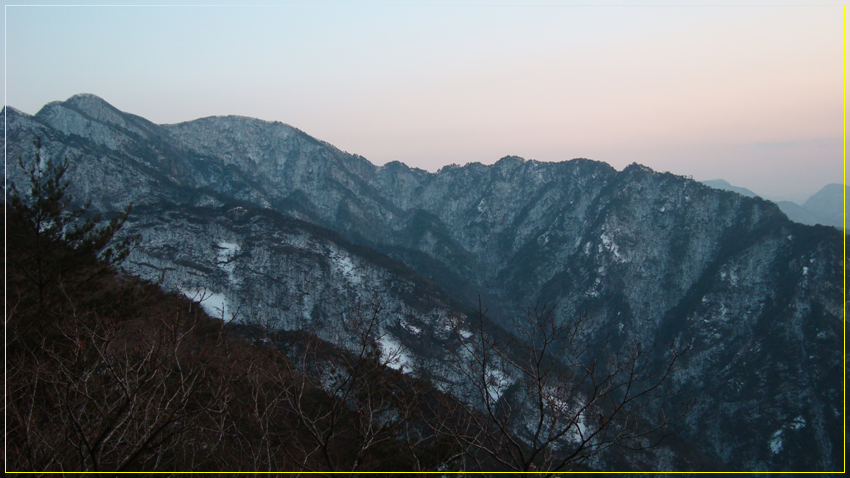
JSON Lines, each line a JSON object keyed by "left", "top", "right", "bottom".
{"left": 5, "top": 196, "right": 466, "bottom": 472}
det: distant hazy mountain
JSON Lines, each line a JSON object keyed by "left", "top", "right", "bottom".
{"left": 701, "top": 179, "right": 759, "bottom": 198}
{"left": 3, "top": 94, "right": 844, "bottom": 471}
{"left": 702, "top": 179, "right": 844, "bottom": 230}
{"left": 802, "top": 183, "right": 844, "bottom": 229}
{"left": 775, "top": 200, "right": 825, "bottom": 226}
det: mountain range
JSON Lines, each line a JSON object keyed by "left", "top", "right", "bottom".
{"left": 3, "top": 93, "right": 845, "bottom": 471}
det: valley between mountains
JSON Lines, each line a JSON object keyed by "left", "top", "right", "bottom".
{"left": 4, "top": 93, "right": 845, "bottom": 471}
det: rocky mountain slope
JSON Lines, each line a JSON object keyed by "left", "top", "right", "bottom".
{"left": 3, "top": 94, "right": 844, "bottom": 471}
{"left": 121, "top": 198, "right": 483, "bottom": 379}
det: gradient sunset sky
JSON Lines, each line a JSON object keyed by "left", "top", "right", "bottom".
{"left": 5, "top": 5, "right": 845, "bottom": 203}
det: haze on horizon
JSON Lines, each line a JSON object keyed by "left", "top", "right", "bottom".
{"left": 5, "top": 5, "right": 844, "bottom": 203}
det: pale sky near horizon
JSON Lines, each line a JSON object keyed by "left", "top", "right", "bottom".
{"left": 4, "top": 5, "right": 845, "bottom": 203}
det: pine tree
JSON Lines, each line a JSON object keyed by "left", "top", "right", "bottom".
{"left": 6, "top": 137, "right": 135, "bottom": 319}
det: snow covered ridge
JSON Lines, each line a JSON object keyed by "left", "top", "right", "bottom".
{"left": 5, "top": 94, "right": 844, "bottom": 472}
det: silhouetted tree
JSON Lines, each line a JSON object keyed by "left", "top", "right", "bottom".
{"left": 5, "top": 139, "right": 226, "bottom": 472}
{"left": 7, "top": 137, "right": 134, "bottom": 320}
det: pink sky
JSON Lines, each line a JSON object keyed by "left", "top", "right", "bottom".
{"left": 6, "top": 6, "right": 845, "bottom": 202}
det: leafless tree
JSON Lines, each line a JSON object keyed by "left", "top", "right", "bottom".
{"left": 263, "top": 297, "right": 431, "bottom": 472}
{"left": 6, "top": 283, "right": 229, "bottom": 472}
{"left": 431, "top": 298, "right": 691, "bottom": 473}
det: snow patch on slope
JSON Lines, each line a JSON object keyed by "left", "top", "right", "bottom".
{"left": 599, "top": 230, "right": 624, "bottom": 262}
{"left": 486, "top": 368, "right": 512, "bottom": 402}
{"left": 379, "top": 333, "right": 415, "bottom": 373}
{"left": 216, "top": 241, "right": 240, "bottom": 283}
{"left": 330, "top": 247, "right": 365, "bottom": 285}
{"left": 181, "top": 288, "right": 235, "bottom": 322}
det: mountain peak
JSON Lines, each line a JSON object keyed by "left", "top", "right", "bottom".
{"left": 66, "top": 92, "right": 110, "bottom": 104}
{"left": 35, "top": 92, "right": 125, "bottom": 125}
{"left": 33, "top": 93, "right": 161, "bottom": 145}
{"left": 622, "top": 162, "right": 657, "bottom": 176}
{"left": 496, "top": 155, "right": 525, "bottom": 164}
{"left": 2, "top": 105, "right": 27, "bottom": 117}
{"left": 800, "top": 183, "right": 845, "bottom": 228}
{"left": 62, "top": 93, "right": 122, "bottom": 115}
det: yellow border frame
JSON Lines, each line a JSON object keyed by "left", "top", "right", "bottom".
{"left": 2, "top": 3, "right": 846, "bottom": 474}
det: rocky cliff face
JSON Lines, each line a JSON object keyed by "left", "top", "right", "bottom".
{"left": 120, "top": 199, "right": 492, "bottom": 384}
{"left": 4, "top": 94, "right": 844, "bottom": 471}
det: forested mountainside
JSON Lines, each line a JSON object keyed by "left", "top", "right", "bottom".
{"left": 4, "top": 94, "right": 844, "bottom": 471}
